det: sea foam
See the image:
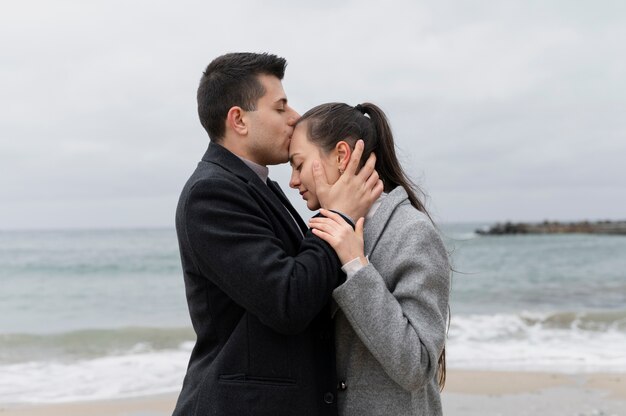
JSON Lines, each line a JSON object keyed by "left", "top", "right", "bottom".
{"left": 447, "top": 311, "right": 626, "bottom": 373}
{"left": 0, "top": 342, "right": 193, "bottom": 404}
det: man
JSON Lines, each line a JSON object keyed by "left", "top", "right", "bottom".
{"left": 173, "top": 52, "right": 382, "bottom": 416}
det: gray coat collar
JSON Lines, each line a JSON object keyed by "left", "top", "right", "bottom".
{"left": 331, "top": 186, "right": 410, "bottom": 319}
{"left": 363, "top": 186, "right": 409, "bottom": 256}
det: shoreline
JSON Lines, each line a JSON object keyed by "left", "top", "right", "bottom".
{"left": 443, "top": 370, "right": 626, "bottom": 415}
{"left": 0, "top": 393, "right": 178, "bottom": 416}
{"left": 1, "top": 370, "right": 624, "bottom": 416}
{"left": 444, "top": 370, "right": 626, "bottom": 399}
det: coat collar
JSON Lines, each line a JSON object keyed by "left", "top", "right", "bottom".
{"left": 201, "top": 142, "right": 266, "bottom": 187}
{"left": 201, "top": 141, "right": 307, "bottom": 238}
{"left": 363, "top": 186, "right": 410, "bottom": 256}
{"left": 331, "top": 187, "right": 411, "bottom": 320}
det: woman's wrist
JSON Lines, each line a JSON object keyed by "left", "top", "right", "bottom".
{"left": 341, "top": 256, "right": 367, "bottom": 278}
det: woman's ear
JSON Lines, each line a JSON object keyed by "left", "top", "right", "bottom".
{"left": 226, "top": 106, "right": 247, "bottom": 136}
{"left": 335, "top": 140, "right": 352, "bottom": 174}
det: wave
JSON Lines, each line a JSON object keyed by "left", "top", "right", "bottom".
{"left": 0, "top": 342, "right": 193, "bottom": 404}
{"left": 2, "top": 311, "right": 625, "bottom": 404}
{"left": 447, "top": 310, "right": 626, "bottom": 373}
{"left": 0, "top": 327, "right": 195, "bottom": 404}
{"left": 519, "top": 310, "right": 626, "bottom": 331}
{"left": 0, "top": 327, "right": 195, "bottom": 364}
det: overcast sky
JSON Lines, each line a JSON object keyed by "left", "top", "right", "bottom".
{"left": 1, "top": 0, "right": 624, "bottom": 229}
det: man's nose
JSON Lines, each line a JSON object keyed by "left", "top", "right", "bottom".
{"left": 287, "top": 108, "right": 300, "bottom": 126}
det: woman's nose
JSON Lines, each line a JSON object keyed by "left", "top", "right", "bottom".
{"left": 289, "top": 170, "right": 299, "bottom": 189}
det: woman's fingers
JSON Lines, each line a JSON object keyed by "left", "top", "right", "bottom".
{"left": 311, "top": 228, "right": 336, "bottom": 246}
{"left": 309, "top": 216, "right": 340, "bottom": 229}
{"left": 312, "top": 213, "right": 366, "bottom": 266}
{"left": 318, "top": 209, "right": 350, "bottom": 227}
{"left": 308, "top": 220, "right": 339, "bottom": 235}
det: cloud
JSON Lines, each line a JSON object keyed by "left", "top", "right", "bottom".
{"left": 1, "top": 0, "right": 624, "bottom": 228}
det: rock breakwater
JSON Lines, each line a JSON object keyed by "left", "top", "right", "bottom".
{"left": 476, "top": 220, "right": 626, "bottom": 235}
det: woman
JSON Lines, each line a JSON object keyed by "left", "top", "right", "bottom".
{"left": 288, "top": 103, "right": 450, "bottom": 416}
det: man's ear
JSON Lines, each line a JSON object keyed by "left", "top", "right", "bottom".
{"left": 226, "top": 106, "right": 247, "bottom": 136}
{"left": 335, "top": 140, "right": 353, "bottom": 173}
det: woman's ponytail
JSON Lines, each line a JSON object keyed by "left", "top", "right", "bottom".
{"left": 359, "top": 103, "right": 431, "bottom": 218}
{"left": 359, "top": 103, "right": 445, "bottom": 389}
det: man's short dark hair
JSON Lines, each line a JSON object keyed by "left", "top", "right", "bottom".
{"left": 197, "top": 52, "right": 287, "bottom": 142}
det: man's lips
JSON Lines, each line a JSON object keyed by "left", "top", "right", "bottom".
{"left": 299, "top": 190, "right": 307, "bottom": 198}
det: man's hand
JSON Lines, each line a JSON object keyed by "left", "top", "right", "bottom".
{"left": 312, "top": 140, "right": 384, "bottom": 220}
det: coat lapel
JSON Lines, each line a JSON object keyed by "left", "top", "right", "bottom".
{"left": 363, "top": 187, "right": 409, "bottom": 256}
{"left": 267, "top": 179, "right": 308, "bottom": 235}
{"left": 331, "top": 187, "right": 409, "bottom": 319}
{"left": 202, "top": 142, "right": 305, "bottom": 242}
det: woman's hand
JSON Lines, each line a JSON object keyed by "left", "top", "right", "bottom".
{"left": 309, "top": 209, "right": 367, "bottom": 267}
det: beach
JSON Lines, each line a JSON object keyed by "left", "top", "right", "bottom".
{"left": 443, "top": 371, "right": 626, "bottom": 415}
{"left": 1, "top": 370, "right": 624, "bottom": 415}
{"left": 1, "top": 227, "right": 625, "bottom": 414}
{"left": 0, "top": 393, "right": 177, "bottom": 416}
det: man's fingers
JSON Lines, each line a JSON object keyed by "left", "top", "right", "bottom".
{"left": 364, "top": 169, "right": 380, "bottom": 191}
{"left": 357, "top": 152, "right": 377, "bottom": 180}
{"left": 312, "top": 160, "right": 330, "bottom": 194}
{"left": 372, "top": 179, "right": 384, "bottom": 198}
{"left": 355, "top": 217, "right": 365, "bottom": 239}
{"left": 344, "top": 140, "right": 364, "bottom": 176}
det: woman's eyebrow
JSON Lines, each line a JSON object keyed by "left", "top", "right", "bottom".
{"left": 288, "top": 153, "right": 300, "bottom": 166}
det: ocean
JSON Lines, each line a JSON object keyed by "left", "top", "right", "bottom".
{"left": 1, "top": 225, "right": 625, "bottom": 404}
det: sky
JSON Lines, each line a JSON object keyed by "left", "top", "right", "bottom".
{"left": 1, "top": 0, "right": 625, "bottom": 229}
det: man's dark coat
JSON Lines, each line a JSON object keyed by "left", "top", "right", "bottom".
{"left": 173, "top": 142, "right": 343, "bottom": 416}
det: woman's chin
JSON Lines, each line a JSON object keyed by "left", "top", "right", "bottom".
{"left": 306, "top": 200, "right": 321, "bottom": 211}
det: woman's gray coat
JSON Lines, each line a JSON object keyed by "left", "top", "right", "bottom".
{"left": 332, "top": 186, "right": 450, "bottom": 416}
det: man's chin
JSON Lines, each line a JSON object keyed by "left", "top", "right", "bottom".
{"left": 266, "top": 151, "right": 289, "bottom": 166}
